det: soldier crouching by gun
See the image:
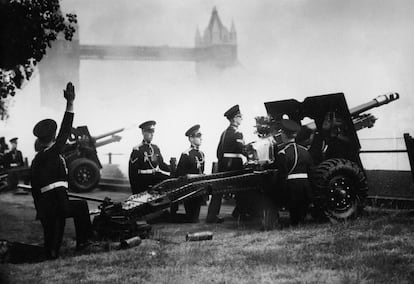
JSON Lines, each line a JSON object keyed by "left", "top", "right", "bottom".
{"left": 31, "top": 82, "right": 94, "bottom": 259}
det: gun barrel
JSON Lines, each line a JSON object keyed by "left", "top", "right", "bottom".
{"left": 93, "top": 128, "right": 125, "bottom": 141}
{"left": 350, "top": 93, "right": 399, "bottom": 117}
{"left": 95, "top": 135, "right": 122, "bottom": 148}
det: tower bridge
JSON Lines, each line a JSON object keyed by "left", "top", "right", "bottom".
{"left": 39, "top": 7, "right": 238, "bottom": 108}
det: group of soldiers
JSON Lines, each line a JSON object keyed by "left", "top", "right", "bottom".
{"left": 27, "top": 82, "right": 314, "bottom": 259}
{"left": 127, "top": 104, "right": 314, "bottom": 226}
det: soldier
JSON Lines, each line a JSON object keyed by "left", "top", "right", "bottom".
{"left": 206, "top": 105, "right": 247, "bottom": 223}
{"left": 4, "top": 138, "right": 24, "bottom": 168}
{"left": 128, "top": 121, "right": 170, "bottom": 194}
{"left": 4, "top": 137, "right": 24, "bottom": 190}
{"left": 277, "top": 119, "right": 314, "bottom": 225}
{"left": 173, "top": 124, "right": 205, "bottom": 223}
{"left": 31, "top": 82, "right": 94, "bottom": 259}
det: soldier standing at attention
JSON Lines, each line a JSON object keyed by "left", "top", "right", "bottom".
{"left": 173, "top": 124, "right": 205, "bottom": 223}
{"left": 128, "top": 121, "right": 170, "bottom": 194}
{"left": 31, "top": 82, "right": 94, "bottom": 259}
{"left": 206, "top": 105, "right": 247, "bottom": 223}
{"left": 4, "top": 138, "right": 24, "bottom": 168}
{"left": 4, "top": 137, "right": 24, "bottom": 190}
{"left": 277, "top": 119, "right": 314, "bottom": 225}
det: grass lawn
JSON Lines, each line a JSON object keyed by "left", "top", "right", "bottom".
{"left": 1, "top": 192, "right": 414, "bottom": 283}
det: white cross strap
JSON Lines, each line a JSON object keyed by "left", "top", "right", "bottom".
{"left": 40, "top": 181, "right": 68, "bottom": 193}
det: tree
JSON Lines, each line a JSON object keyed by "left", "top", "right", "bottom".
{"left": 0, "top": 0, "right": 77, "bottom": 119}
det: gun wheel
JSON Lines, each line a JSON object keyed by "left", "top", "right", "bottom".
{"left": 311, "top": 158, "right": 367, "bottom": 222}
{"left": 68, "top": 158, "right": 100, "bottom": 192}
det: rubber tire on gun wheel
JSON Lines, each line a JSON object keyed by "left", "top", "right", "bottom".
{"left": 311, "top": 158, "right": 367, "bottom": 222}
{"left": 68, "top": 158, "right": 100, "bottom": 192}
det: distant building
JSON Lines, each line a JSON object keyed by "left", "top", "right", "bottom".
{"left": 196, "top": 7, "right": 237, "bottom": 47}
{"left": 195, "top": 7, "right": 238, "bottom": 76}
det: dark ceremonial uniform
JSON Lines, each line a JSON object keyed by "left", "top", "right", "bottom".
{"left": 4, "top": 149, "right": 24, "bottom": 169}
{"left": 206, "top": 105, "right": 247, "bottom": 223}
{"left": 277, "top": 121, "right": 314, "bottom": 225}
{"left": 128, "top": 142, "right": 170, "bottom": 194}
{"left": 31, "top": 113, "right": 92, "bottom": 258}
{"left": 216, "top": 125, "right": 245, "bottom": 172}
{"left": 129, "top": 121, "right": 170, "bottom": 195}
{"left": 4, "top": 138, "right": 24, "bottom": 190}
{"left": 174, "top": 125, "right": 205, "bottom": 222}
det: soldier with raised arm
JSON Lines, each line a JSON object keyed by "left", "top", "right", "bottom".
{"left": 31, "top": 82, "right": 93, "bottom": 259}
{"left": 128, "top": 121, "right": 170, "bottom": 194}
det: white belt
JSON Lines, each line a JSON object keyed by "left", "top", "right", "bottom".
{"left": 223, "top": 153, "right": 244, "bottom": 159}
{"left": 40, "top": 181, "right": 68, "bottom": 193}
{"left": 138, "top": 167, "right": 170, "bottom": 176}
{"left": 138, "top": 169, "right": 154, "bottom": 174}
{"left": 287, "top": 173, "right": 308, "bottom": 179}
{"left": 223, "top": 153, "right": 247, "bottom": 164}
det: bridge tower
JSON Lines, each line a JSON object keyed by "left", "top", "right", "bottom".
{"left": 195, "top": 7, "right": 238, "bottom": 76}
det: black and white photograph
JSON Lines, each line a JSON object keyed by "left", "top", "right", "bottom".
{"left": 1, "top": 0, "right": 414, "bottom": 283}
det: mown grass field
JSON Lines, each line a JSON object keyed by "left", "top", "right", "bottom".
{"left": 1, "top": 199, "right": 414, "bottom": 284}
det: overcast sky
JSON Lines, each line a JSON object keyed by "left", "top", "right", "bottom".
{"left": 2, "top": 0, "right": 413, "bottom": 172}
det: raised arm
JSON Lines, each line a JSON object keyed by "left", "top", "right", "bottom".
{"left": 54, "top": 82, "right": 75, "bottom": 152}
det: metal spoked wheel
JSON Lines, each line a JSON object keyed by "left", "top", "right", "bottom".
{"left": 68, "top": 158, "right": 101, "bottom": 192}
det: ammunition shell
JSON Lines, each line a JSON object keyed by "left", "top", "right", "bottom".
{"left": 186, "top": 231, "right": 213, "bottom": 241}
{"left": 120, "top": 236, "right": 142, "bottom": 249}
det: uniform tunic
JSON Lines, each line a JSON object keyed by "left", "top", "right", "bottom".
{"left": 128, "top": 141, "right": 170, "bottom": 194}
{"left": 31, "top": 112, "right": 73, "bottom": 220}
{"left": 217, "top": 125, "right": 246, "bottom": 171}
{"left": 175, "top": 146, "right": 205, "bottom": 222}
{"left": 277, "top": 142, "right": 313, "bottom": 225}
{"left": 4, "top": 149, "right": 24, "bottom": 168}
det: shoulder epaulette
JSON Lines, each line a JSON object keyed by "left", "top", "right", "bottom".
{"left": 133, "top": 142, "right": 143, "bottom": 150}
{"left": 297, "top": 144, "right": 309, "bottom": 151}
{"left": 182, "top": 147, "right": 192, "bottom": 155}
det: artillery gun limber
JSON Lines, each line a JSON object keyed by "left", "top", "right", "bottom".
{"left": 63, "top": 126, "right": 127, "bottom": 192}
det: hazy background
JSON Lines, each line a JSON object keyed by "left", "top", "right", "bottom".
{"left": 1, "top": 0, "right": 413, "bottom": 174}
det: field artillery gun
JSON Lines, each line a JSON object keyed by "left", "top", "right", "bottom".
{"left": 63, "top": 126, "right": 126, "bottom": 192}
{"left": 252, "top": 92, "right": 399, "bottom": 221}
{"left": 70, "top": 168, "right": 277, "bottom": 240}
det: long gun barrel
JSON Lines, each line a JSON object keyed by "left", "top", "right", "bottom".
{"left": 94, "top": 135, "right": 122, "bottom": 148}
{"left": 304, "top": 92, "right": 399, "bottom": 131}
{"left": 93, "top": 128, "right": 125, "bottom": 141}
{"left": 349, "top": 93, "right": 399, "bottom": 117}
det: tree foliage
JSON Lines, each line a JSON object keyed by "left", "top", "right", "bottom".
{"left": 0, "top": 0, "right": 77, "bottom": 119}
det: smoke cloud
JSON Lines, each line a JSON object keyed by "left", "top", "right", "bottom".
{"left": 1, "top": 0, "right": 413, "bottom": 172}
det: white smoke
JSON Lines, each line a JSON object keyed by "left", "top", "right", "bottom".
{"left": 2, "top": 0, "right": 414, "bottom": 173}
